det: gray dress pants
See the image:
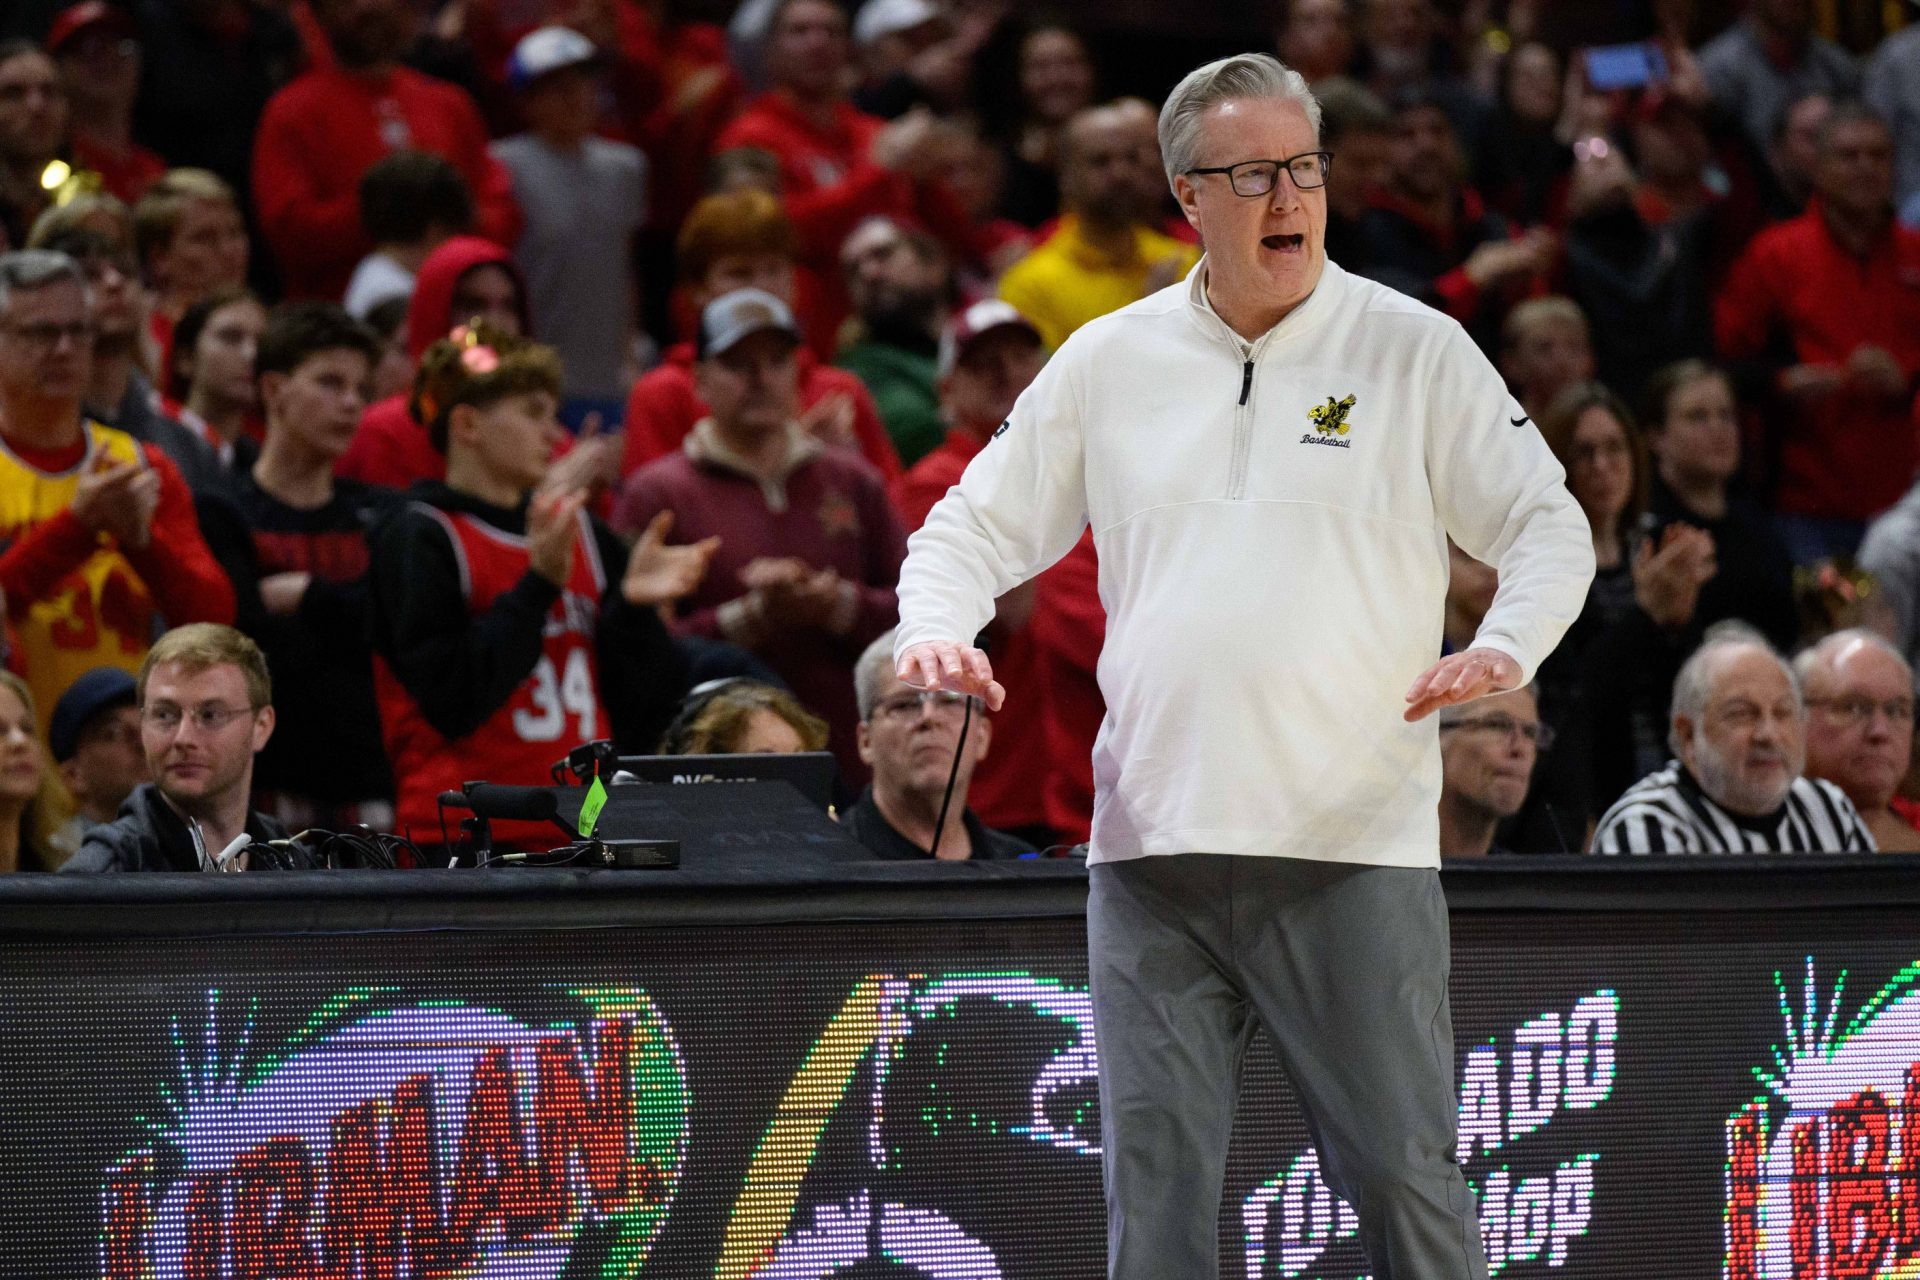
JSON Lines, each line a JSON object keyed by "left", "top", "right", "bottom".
{"left": 1087, "top": 852, "right": 1488, "bottom": 1280}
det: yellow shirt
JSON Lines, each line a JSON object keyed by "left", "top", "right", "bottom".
{"left": 997, "top": 216, "right": 1201, "bottom": 351}
{"left": 0, "top": 423, "right": 155, "bottom": 719}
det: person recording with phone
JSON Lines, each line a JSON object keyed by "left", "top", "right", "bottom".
{"left": 63, "top": 624, "right": 287, "bottom": 873}
{"left": 367, "top": 323, "right": 718, "bottom": 856}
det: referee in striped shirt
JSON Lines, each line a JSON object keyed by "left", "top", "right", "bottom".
{"left": 1593, "top": 622, "right": 1874, "bottom": 854}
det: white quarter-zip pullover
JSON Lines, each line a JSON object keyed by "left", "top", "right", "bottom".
{"left": 895, "top": 259, "right": 1595, "bottom": 867}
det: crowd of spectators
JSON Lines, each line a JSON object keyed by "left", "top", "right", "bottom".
{"left": 0, "top": 0, "right": 1918, "bottom": 870}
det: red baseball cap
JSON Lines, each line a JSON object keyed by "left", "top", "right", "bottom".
{"left": 45, "top": 1, "right": 137, "bottom": 56}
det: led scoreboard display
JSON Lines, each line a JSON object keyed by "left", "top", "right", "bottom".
{"left": 2, "top": 866, "right": 1919, "bottom": 1279}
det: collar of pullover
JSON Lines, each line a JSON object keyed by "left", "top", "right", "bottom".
{"left": 684, "top": 418, "right": 822, "bottom": 513}
{"left": 1185, "top": 254, "right": 1343, "bottom": 356}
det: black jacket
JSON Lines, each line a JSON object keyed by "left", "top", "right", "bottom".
{"left": 61, "top": 784, "right": 290, "bottom": 873}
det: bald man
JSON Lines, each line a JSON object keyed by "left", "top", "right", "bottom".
{"left": 997, "top": 102, "right": 1200, "bottom": 350}
{"left": 1799, "top": 628, "right": 1920, "bottom": 851}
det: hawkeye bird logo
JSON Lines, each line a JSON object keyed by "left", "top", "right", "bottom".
{"left": 1302, "top": 394, "right": 1357, "bottom": 449}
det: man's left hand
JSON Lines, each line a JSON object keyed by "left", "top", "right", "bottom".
{"left": 1404, "top": 647, "right": 1522, "bottom": 722}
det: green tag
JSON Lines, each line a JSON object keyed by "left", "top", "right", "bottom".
{"left": 579, "top": 775, "right": 609, "bottom": 838}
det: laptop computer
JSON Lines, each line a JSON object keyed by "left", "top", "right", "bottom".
{"left": 612, "top": 751, "right": 838, "bottom": 811}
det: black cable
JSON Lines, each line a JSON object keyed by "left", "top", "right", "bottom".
{"left": 268, "top": 827, "right": 415, "bottom": 871}
{"left": 476, "top": 841, "right": 601, "bottom": 870}
{"left": 925, "top": 697, "right": 973, "bottom": 861}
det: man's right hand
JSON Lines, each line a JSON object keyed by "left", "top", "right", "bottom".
{"left": 71, "top": 460, "right": 159, "bottom": 549}
{"left": 897, "top": 640, "right": 1006, "bottom": 712}
{"left": 528, "top": 488, "right": 587, "bottom": 587}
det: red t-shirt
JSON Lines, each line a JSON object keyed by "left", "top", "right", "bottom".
{"left": 375, "top": 503, "right": 607, "bottom": 843}
{"left": 1715, "top": 205, "right": 1920, "bottom": 522}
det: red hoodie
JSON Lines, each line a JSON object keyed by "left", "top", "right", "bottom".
{"left": 715, "top": 92, "right": 986, "bottom": 341}
{"left": 620, "top": 341, "right": 900, "bottom": 482}
{"left": 252, "top": 64, "right": 521, "bottom": 299}
{"left": 336, "top": 237, "right": 531, "bottom": 490}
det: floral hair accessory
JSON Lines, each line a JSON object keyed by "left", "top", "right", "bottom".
{"left": 452, "top": 322, "right": 500, "bottom": 374}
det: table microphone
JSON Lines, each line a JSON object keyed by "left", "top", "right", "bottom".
{"left": 462, "top": 784, "right": 560, "bottom": 823}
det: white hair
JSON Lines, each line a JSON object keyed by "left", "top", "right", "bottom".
{"left": 1791, "top": 626, "right": 1912, "bottom": 690}
{"left": 1669, "top": 621, "right": 1802, "bottom": 757}
{"left": 0, "top": 249, "right": 90, "bottom": 322}
{"left": 1157, "top": 53, "right": 1323, "bottom": 189}
{"left": 854, "top": 628, "right": 898, "bottom": 721}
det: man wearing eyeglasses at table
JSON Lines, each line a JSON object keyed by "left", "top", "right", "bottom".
{"left": 841, "top": 629, "right": 1034, "bottom": 861}
{"left": 893, "top": 53, "right": 1593, "bottom": 1280}
{"left": 1437, "top": 686, "right": 1548, "bottom": 858}
{"left": 63, "top": 623, "right": 287, "bottom": 872}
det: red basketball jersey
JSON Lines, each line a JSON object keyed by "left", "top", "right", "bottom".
{"left": 377, "top": 503, "right": 610, "bottom": 844}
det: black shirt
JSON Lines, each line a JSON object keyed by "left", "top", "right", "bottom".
{"left": 1646, "top": 474, "right": 1799, "bottom": 652}
{"left": 197, "top": 471, "right": 402, "bottom": 805}
{"left": 842, "top": 786, "right": 1035, "bottom": 861}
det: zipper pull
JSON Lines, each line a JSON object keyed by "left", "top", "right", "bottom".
{"left": 1238, "top": 359, "right": 1254, "bottom": 406}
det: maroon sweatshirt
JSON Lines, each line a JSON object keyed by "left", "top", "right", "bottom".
{"left": 612, "top": 425, "right": 904, "bottom": 785}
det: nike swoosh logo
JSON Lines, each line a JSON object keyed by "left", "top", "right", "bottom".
{"left": 1510, "top": 415, "right": 1531, "bottom": 428}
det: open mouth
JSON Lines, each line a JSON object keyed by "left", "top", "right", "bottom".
{"left": 1262, "top": 233, "right": 1305, "bottom": 252}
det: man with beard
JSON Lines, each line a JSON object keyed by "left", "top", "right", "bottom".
{"left": 997, "top": 101, "right": 1199, "bottom": 352}
{"left": 1715, "top": 103, "right": 1920, "bottom": 564}
{"left": 836, "top": 215, "right": 951, "bottom": 466}
{"left": 250, "top": 0, "right": 519, "bottom": 299}
{"left": 1592, "top": 623, "right": 1872, "bottom": 853}
{"left": 1798, "top": 629, "right": 1920, "bottom": 852}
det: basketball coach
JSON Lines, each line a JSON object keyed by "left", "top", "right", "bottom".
{"left": 893, "top": 53, "right": 1595, "bottom": 1280}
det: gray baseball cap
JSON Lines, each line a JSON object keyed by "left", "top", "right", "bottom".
{"left": 696, "top": 288, "right": 804, "bottom": 358}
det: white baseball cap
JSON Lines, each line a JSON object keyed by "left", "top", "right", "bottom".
{"left": 937, "top": 299, "right": 1041, "bottom": 376}
{"left": 697, "top": 288, "right": 804, "bottom": 358}
{"left": 507, "top": 26, "right": 598, "bottom": 90}
{"left": 853, "top": 0, "right": 941, "bottom": 46}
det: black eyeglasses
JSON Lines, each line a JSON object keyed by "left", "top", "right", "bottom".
{"left": 1183, "top": 151, "right": 1333, "bottom": 197}
{"left": 1439, "top": 713, "right": 1554, "bottom": 751}
{"left": 871, "top": 690, "right": 982, "bottom": 723}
